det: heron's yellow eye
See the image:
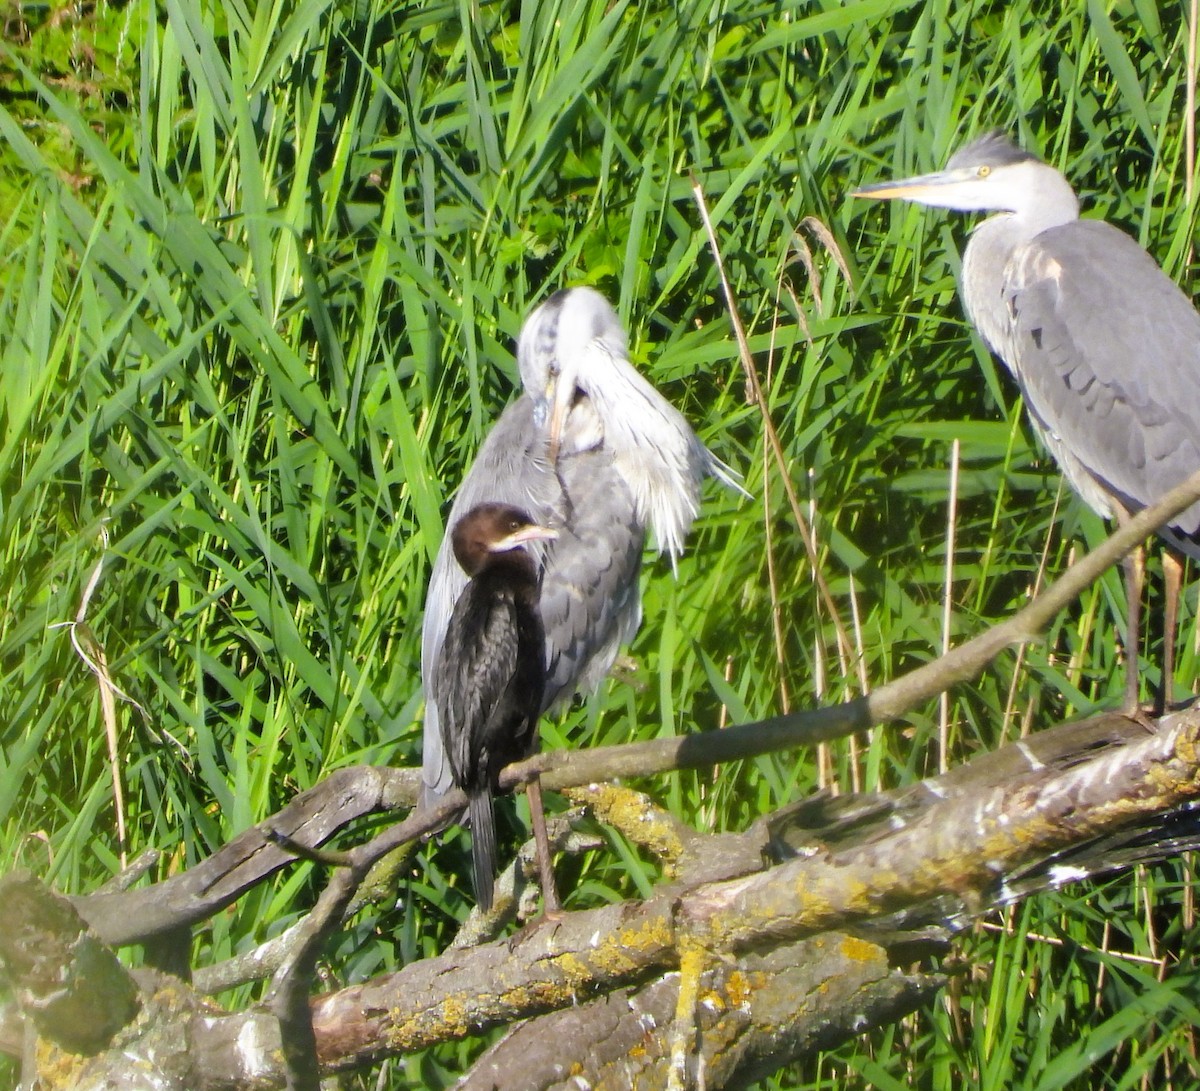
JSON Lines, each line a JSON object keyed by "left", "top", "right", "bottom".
{"left": 977, "top": 165, "right": 991, "bottom": 178}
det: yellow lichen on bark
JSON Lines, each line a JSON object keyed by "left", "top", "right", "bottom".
{"left": 566, "top": 783, "right": 689, "bottom": 870}
{"left": 838, "top": 935, "right": 883, "bottom": 965}
{"left": 435, "top": 995, "right": 470, "bottom": 1038}
{"left": 723, "top": 968, "right": 755, "bottom": 1009}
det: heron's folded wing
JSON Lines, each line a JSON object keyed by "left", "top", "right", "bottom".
{"left": 421, "top": 398, "right": 556, "bottom": 797}
{"left": 539, "top": 451, "right": 645, "bottom": 710}
{"left": 1005, "top": 219, "right": 1200, "bottom": 534}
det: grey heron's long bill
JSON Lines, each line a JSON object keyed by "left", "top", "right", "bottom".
{"left": 853, "top": 169, "right": 1020, "bottom": 212}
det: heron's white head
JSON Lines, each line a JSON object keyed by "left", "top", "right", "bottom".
{"left": 517, "top": 287, "right": 630, "bottom": 461}
{"left": 854, "top": 131, "right": 1078, "bottom": 230}
{"left": 514, "top": 286, "right": 739, "bottom": 559}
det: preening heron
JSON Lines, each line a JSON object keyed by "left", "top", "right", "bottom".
{"left": 421, "top": 286, "right": 743, "bottom": 889}
{"left": 430, "top": 503, "right": 558, "bottom": 912}
{"left": 855, "top": 130, "right": 1200, "bottom": 714}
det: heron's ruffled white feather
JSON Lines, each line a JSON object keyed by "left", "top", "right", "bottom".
{"left": 520, "top": 286, "right": 745, "bottom": 561}
{"left": 573, "top": 336, "right": 708, "bottom": 560}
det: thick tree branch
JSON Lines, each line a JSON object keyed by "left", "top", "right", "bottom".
{"left": 71, "top": 765, "right": 427, "bottom": 946}
{"left": 682, "top": 708, "right": 1200, "bottom": 950}
{"left": 10, "top": 473, "right": 1200, "bottom": 1088}
{"left": 0, "top": 873, "right": 139, "bottom": 1057}
{"left": 458, "top": 932, "right": 945, "bottom": 1090}
{"left": 8, "top": 707, "right": 1200, "bottom": 1088}
{"left": 305, "top": 708, "right": 1200, "bottom": 1079}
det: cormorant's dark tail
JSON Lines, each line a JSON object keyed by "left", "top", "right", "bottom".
{"left": 469, "top": 788, "right": 496, "bottom": 911}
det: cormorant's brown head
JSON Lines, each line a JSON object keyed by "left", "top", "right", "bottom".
{"left": 450, "top": 503, "right": 558, "bottom": 578}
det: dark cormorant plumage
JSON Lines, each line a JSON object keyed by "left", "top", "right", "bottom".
{"left": 431, "top": 502, "right": 558, "bottom": 910}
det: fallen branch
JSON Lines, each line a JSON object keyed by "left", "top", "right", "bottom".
{"left": 9, "top": 474, "right": 1200, "bottom": 1088}
{"left": 458, "top": 932, "right": 945, "bottom": 1090}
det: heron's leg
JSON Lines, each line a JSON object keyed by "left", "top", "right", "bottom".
{"left": 525, "top": 776, "right": 561, "bottom": 914}
{"left": 1159, "top": 550, "right": 1184, "bottom": 716}
{"left": 1114, "top": 503, "right": 1145, "bottom": 716}
{"left": 1122, "top": 545, "right": 1145, "bottom": 714}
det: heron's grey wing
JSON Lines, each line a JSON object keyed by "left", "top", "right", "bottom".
{"left": 1004, "top": 220, "right": 1200, "bottom": 538}
{"left": 539, "top": 449, "right": 645, "bottom": 710}
{"left": 421, "top": 397, "right": 559, "bottom": 801}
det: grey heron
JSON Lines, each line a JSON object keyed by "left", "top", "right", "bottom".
{"left": 429, "top": 503, "right": 558, "bottom": 912}
{"left": 421, "top": 286, "right": 743, "bottom": 896}
{"left": 855, "top": 130, "right": 1200, "bottom": 715}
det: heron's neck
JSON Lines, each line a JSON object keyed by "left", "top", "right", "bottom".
{"left": 961, "top": 189, "right": 1079, "bottom": 358}
{"left": 961, "top": 216, "right": 1024, "bottom": 357}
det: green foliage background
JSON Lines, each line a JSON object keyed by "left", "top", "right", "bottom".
{"left": 3, "top": 0, "right": 1200, "bottom": 1086}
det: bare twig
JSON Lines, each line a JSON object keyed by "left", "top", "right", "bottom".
{"left": 940, "top": 438, "right": 961, "bottom": 774}
{"left": 54, "top": 526, "right": 143, "bottom": 866}
{"left": 508, "top": 468, "right": 1200, "bottom": 793}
